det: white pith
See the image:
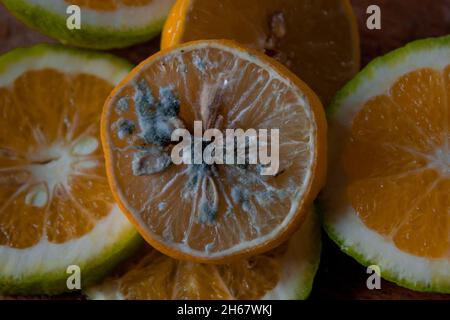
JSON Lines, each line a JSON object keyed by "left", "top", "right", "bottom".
{"left": 0, "top": 47, "right": 135, "bottom": 283}
{"left": 324, "top": 42, "right": 450, "bottom": 289}
{"left": 26, "top": 0, "right": 175, "bottom": 29}
{"left": 106, "top": 41, "right": 319, "bottom": 259}
{"left": 332, "top": 47, "right": 449, "bottom": 125}
{"left": 263, "top": 209, "right": 321, "bottom": 300}
{"left": 0, "top": 206, "right": 134, "bottom": 278}
{"left": 326, "top": 207, "right": 450, "bottom": 288}
{"left": 0, "top": 50, "right": 129, "bottom": 87}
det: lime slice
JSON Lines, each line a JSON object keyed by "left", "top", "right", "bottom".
{"left": 0, "top": 44, "right": 141, "bottom": 295}
{"left": 1, "top": 0, "right": 175, "bottom": 49}
{"left": 322, "top": 35, "right": 450, "bottom": 293}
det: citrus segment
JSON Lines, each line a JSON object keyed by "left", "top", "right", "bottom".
{"left": 0, "top": 44, "right": 140, "bottom": 295}
{"left": 323, "top": 36, "right": 450, "bottom": 292}
{"left": 102, "top": 40, "right": 326, "bottom": 262}
{"left": 86, "top": 209, "right": 321, "bottom": 300}
{"left": 161, "top": 0, "right": 360, "bottom": 105}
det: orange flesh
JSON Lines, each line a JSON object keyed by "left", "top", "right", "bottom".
{"left": 103, "top": 242, "right": 286, "bottom": 299}
{"left": 163, "top": 0, "right": 360, "bottom": 105}
{"left": 66, "top": 0, "right": 152, "bottom": 11}
{"left": 344, "top": 67, "right": 450, "bottom": 258}
{"left": 0, "top": 69, "right": 114, "bottom": 248}
{"left": 103, "top": 41, "right": 326, "bottom": 261}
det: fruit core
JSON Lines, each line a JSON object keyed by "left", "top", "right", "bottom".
{"left": 24, "top": 136, "right": 99, "bottom": 208}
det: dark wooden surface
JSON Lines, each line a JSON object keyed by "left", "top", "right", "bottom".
{"left": 1, "top": 0, "right": 449, "bottom": 300}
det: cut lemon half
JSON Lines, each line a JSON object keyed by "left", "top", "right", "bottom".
{"left": 161, "top": 0, "right": 360, "bottom": 105}
{"left": 322, "top": 35, "right": 450, "bottom": 293}
{"left": 102, "top": 40, "right": 327, "bottom": 263}
{"left": 0, "top": 44, "right": 141, "bottom": 295}
{"left": 86, "top": 208, "right": 321, "bottom": 300}
{"left": 1, "top": 0, "right": 175, "bottom": 49}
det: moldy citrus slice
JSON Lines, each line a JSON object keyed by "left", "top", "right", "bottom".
{"left": 102, "top": 40, "right": 327, "bottom": 263}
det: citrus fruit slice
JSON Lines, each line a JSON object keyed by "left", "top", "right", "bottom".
{"left": 102, "top": 40, "right": 327, "bottom": 263}
{"left": 322, "top": 35, "right": 450, "bottom": 293}
{"left": 86, "top": 208, "right": 321, "bottom": 300}
{"left": 1, "top": 0, "right": 175, "bottom": 49}
{"left": 0, "top": 44, "right": 141, "bottom": 295}
{"left": 161, "top": 0, "right": 360, "bottom": 105}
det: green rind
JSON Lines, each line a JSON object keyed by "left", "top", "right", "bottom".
{"left": 0, "top": 44, "right": 142, "bottom": 295}
{"left": 0, "top": 230, "right": 143, "bottom": 295}
{"left": 323, "top": 219, "right": 450, "bottom": 294}
{"left": 322, "top": 34, "right": 450, "bottom": 294}
{"left": 1, "top": 0, "right": 166, "bottom": 50}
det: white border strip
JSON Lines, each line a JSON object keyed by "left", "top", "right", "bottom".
{"left": 0, "top": 50, "right": 129, "bottom": 87}
{"left": 0, "top": 206, "right": 134, "bottom": 277}
{"left": 27, "top": 0, "right": 175, "bottom": 29}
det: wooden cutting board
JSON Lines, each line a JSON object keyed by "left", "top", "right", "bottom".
{"left": 0, "top": 0, "right": 449, "bottom": 300}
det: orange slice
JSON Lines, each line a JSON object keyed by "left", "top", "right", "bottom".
{"left": 102, "top": 40, "right": 327, "bottom": 263}
{"left": 161, "top": 0, "right": 360, "bottom": 105}
{"left": 0, "top": 44, "right": 140, "bottom": 295}
{"left": 86, "top": 209, "right": 321, "bottom": 300}
{"left": 322, "top": 36, "right": 450, "bottom": 293}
